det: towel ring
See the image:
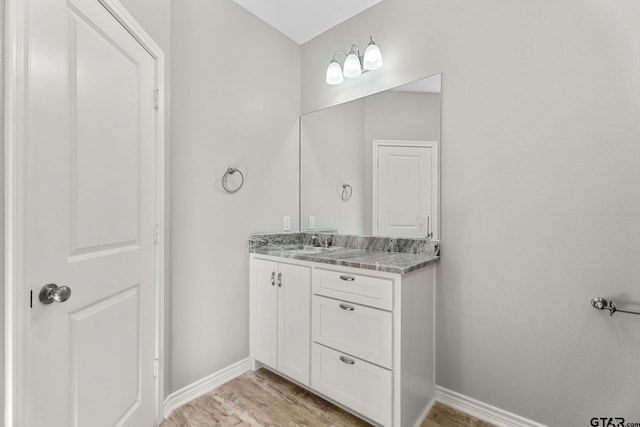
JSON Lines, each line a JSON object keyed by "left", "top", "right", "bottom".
{"left": 341, "top": 184, "right": 352, "bottom": 201}
{"left": 222, "top": 167, "right": 244, "bottom": 193}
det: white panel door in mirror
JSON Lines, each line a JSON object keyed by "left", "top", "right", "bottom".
{"left": 373, "top": 140, "right": 438, "bottom": 238}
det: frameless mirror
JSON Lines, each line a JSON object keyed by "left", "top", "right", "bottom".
{"left": 300, "top": 73, "right": 442, "bottom": 238}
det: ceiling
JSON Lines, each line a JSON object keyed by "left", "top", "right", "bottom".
{"left": 231, "top": 0, "right": 384, "bottom": 44}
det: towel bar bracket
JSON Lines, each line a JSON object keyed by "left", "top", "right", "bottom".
{"left": 591, "top": 297, "right": 640, "bottom": 317}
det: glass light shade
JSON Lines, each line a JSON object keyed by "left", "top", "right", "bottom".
{"left": 342, "top": 52, "right": 362, "bottom": 78}
{"left": 363, "top": 42, "right": 383, "bottom": 71}
{"left": 325, "top": 60, "right": 344, "bottom": 85}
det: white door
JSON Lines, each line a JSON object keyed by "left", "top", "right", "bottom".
{"left": 19, "top": 0, "right": 161, "bottom": 425}
{"left": 277, "top": 263, "right": 311, "bottom": 385}
{"left": 373, "top": 141, "right": 438, "bottom": 238}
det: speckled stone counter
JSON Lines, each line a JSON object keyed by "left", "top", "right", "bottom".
{"left": 249, "top": 232, "right": 439, "bottom": 275}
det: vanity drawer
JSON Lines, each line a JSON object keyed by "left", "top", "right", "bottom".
{"left": 312, "top": 269, "right": 393, "bottom": 310}
{"left": 312, "top": 343, "right": 392, "bottom": 427}
{"left": 312, "top": 295, "right": 392, "bottom": 368}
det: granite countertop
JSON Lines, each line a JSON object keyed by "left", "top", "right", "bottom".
{"left": 249, "top": 232, "right": 439, "bottom": 275}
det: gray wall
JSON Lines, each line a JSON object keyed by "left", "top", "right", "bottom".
{"left": 301, "top": 0, "right": 640, "bottom": 425}
{"left": 170, "top": 0, "right": 300, "bottom": 392}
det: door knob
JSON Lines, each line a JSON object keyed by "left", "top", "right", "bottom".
{"left": 39, "top": 283, "right": 72, "bottom": 305}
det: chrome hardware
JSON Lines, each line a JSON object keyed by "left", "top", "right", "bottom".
{"left": 312, "top": 233, "right": 333, "bottom": 248}
{"left": 341, "top": 184, "right": 352, "bottom": 201}
{"left": 277, "top": 272, "right": 282, "bottom": 287}
{"left": 39, "top": 283, "right": 72, "bottom": 305}
{"left": 270, "top": 271, "right": 276, "bottom": 286}
{"left": 154, "top": 88, "right": 160, "bottom": 110}
{"left": 221, "top": 167, "right": 244, "bottom": 193}
{"left": 591, "top": 297, "right": 607, "bottom": 310}
{"left": 339, "top": 275, "right": 355, "bottom": 281}
{"left": 339, "top": 303, "right": 355, "bottom": 311}
{"left": 339, "top": 355, "right": 355, "bottom": 365}
{"left": 591, "top": 297, "right": 640, "bottom": 317}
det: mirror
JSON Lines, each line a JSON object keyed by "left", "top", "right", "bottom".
{"left": 300, "top": 74, "right": 442, "bottom": 238}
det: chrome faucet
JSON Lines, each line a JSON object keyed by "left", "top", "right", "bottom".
{"left": 311, "top": 233, "right": 333, "bottom": 248}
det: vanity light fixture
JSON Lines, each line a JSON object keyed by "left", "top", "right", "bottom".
{"left": 325, "top": 36, "right": 383, "bottom": 85}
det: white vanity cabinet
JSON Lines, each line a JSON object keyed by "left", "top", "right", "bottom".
{"left": 250, "top": 254, "right": 436, "bottom": 427}
{"left": 250, "top": 257, "right": 311, "bottom": 386}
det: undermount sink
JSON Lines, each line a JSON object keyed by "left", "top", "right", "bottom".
{"left": 289, "top": 247, "right": 323, "bottom": 255}
{"left": 285, "top": 245, "right": 342, "bottom": 255}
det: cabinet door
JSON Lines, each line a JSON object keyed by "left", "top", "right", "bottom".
{"left": 278, "top": 263, "right": 311, "bottom": 385}
{"left": 251, "top": 258, "right": 279, "bottom": 369}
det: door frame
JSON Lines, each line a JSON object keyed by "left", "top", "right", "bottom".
{"left": 4, "top": 0, "right": 166, "bottom": 425}
{"left": 371, "top": 139, "right": 439, "bottom": 238}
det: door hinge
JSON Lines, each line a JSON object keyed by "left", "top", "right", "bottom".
{"left": 154, "top": 89, "right": 160, "bottom": 110}
{"left": 154, "top": 224, "right": 160, "bottom": 245}
{"left": 153, "top": 359, "right": 159, "bottom": 378}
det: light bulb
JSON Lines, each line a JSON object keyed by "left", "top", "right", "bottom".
{"left": 325, "top": 60, "right": 344, "bottom": 85}
{"left": 342, "top": 51, "right": 362, "bottom": 78}
{"left": 363, "top": 38, "right": 383, "bottom": 71}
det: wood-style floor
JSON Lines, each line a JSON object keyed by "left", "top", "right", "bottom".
{"left": 161, "top": 368, "right": 495, "bottom": 427}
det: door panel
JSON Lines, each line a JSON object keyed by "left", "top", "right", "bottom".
{"left": 25, "top": 0, "right": 158, "bottom": 425}
{"left": 70, "top": 287, "right": 140, "bottom": 427}
{"left": 278, "top": 263, "right": 311, "bottom": 385}
{"left": 375, "top": 143, "right": 434, "bottom": 238}
{"left": 384, "top": 153, "right": 424, "bottom": 227}
{"left": 71, "top": 8, "right": 141, "bottom": 255}
{"left": 251, "top": 259, "right": 279, "bottom": 369}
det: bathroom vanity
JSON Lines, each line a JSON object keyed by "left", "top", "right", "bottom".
{"left": 249, "top": 232, "right": 438, "bottom": 427}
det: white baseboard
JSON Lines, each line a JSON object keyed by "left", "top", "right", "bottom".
{"left": 163, "top": 358, "right": 251, "bottom": 420}
{"left": 436, "top": 386, "right": 547, "bottom": 427}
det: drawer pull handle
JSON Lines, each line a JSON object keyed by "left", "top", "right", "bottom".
{"left": 339, "top": 355, "right": 355, "bottom": 365}
{"left": 339, "top": 303, "right": 355, "bottom": 311}
{"left": 339, "top": 275, "right": 355, "bottom": 281}
{"left": 277, "top": 272, "right": 282, "bottom": 287}
{"left": 270, "top": 272, "right": 276, "bottom": 286}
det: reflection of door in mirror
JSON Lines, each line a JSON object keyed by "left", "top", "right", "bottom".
{"left": 373, "top": 140, "right": 438, "bottom": 238}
